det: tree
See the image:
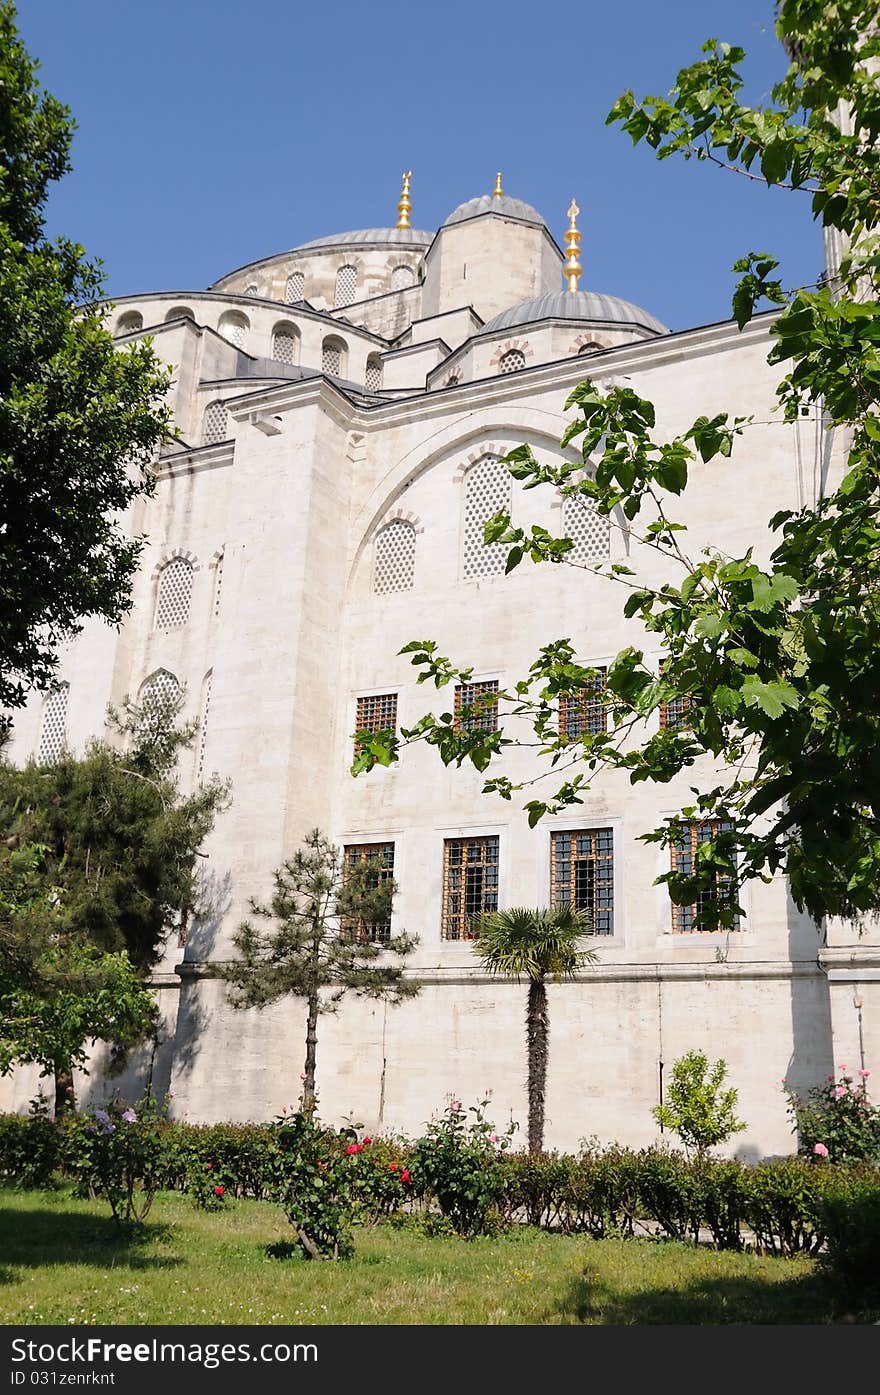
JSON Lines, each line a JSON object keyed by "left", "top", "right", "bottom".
{"left": 220, "top": 829, "right": 420, "bottom": 1115}
{"left": 653, "top": 1050, "right": 746, "bottom": 1158}
{"left": 470, "top": 906, "right": 597, "bottom": 1154}
{"left": 0, "top": 1, "right": 173, "bottom": 723}
{"left": 357, "top": 0, "right": 880, "bottom": 930}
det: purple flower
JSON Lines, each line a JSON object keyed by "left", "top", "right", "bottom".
{"left": 121, "top": 1109, "right": 137, "bottom": 1123}
{"left": 93, "top": 1108, "right": 110, "bottom": 1125}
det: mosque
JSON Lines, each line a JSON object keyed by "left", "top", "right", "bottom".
{"left": 5, "top": 173, "right": 876, "bottom": 1154}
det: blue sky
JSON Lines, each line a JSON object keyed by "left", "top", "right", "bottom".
{"left": 19, "top": 1, "right": 820, "bottom": 333}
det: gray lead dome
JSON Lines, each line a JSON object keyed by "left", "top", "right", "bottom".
{"left": 442, "top": 193, "right": 547, "bottom": 228}
{"left": 480, "top": 288, "right": 668, "bottom": 336}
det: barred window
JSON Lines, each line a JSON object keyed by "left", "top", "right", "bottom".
{"left": 442, "top": 836, "right": 499, "bottom": 940}
{"left": 498, "top": 348, "right": 526, "bottom": 374}
{"left": 155, "top": 557, "right": 194, "bottom": 630}
{"left": 463, "top": 455, "right": 511, "bottom": 580}
{"left": 202, "top": 400, "right": 228, "bottom": 445}
{"left": 365, "top": 354, "right": 383, "bottom": 391}
{"left": 271, "top": 322, "right": 299, "bottom": 364}
{"left": 354, "top": 692, "right": 398, "bottom": 756}
{"left": 659, "top": 693, "right": 691, "bottom": 732}
{"left": 563, "top": 492, "right": 610, "bottom": 563}
{"left": 285, "top": 271, "right": 305, "bottom": 304}
{"left": 577, "top": 340, "right": 604, "bottom": 355}
{"left": 38, "top": 683, "right": 69, "bottom": 764}
{"left": 245, "top": 283, "right": 259, "bottom": 297}
{"left": 196, "top": 670, "right": 212, "bottom": 785}
{"left": 335, "top": 264, "right": 357, "bottom": 307}
{"left": 322, "top": 337, "right": 346, "bottom": 376}
{"left": 550, "top": 828, "right": 614, "bottom": 935}
{"left": 138, "top": 669, "right": 181, "bottom": 737}
{"left": 374, "top": 520, "right": 416, "bottom": 595}
{"left": 559, "top": 667, "right": 608, "bottom": 740}
{"left": 212, "top": 550, "right": 224, "bottom": 618}
{"left": 391, "top": 265, "right": 414, "bottom": 290}
{"left": 342, "top": 843, "right": 395, "bottom": 943}
{"left": 670, "top": 820, "right": 739, "bottom": 933}
{"left": 454, "top": 680, "right": 499, "bottom": 734}
{"left": 219, "top": 311, "right": 248, "bottom": 347}
{"left": 115, "top": 311, "right": 142, "bottom": 336}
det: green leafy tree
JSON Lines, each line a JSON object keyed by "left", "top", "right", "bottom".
{"left": 220, "top": 829, "right": 420, "bottom": 1115}
{"left": 653, "top": 1050, "right": 746, "bottom": 1157}
{"left": 357, "top": 0, "right": 880, "bottom": 930}
{"left": 0, "top": 0, "right": 172, "bottom": 723}
{"left": 470, "top": 907, "right": 598, "bottom": 1154}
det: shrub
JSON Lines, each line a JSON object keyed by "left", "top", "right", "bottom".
{"left": 270, "top": 1110, "right": 360, "bottom": 1260}
{"left": 634, "top": 1146, "right": 702, "bottom": 1243}
{"left": 743, "top": 1157, "right": 825, "bottom": 1257}
{"left": 63, "top": 1092, "right": 167, "bottom": 1230}
{"left": 0, "top": 1093, "right": 59, "bottom": 1189}
{"left": 692, "top": 1156, "right": 750, "bottom": 1251}
{"left": 817, "top": 1167, "right": 880, "bottom": 1306}
{"left": 653, "top": 1051, "right": 746, "bottom": 1157}
{"left": 786, "top": 1068, "right": 880, "bottom": 1164}
{"left": 411, "top": 1098, "right": 517, "bottom": 1239}
{"left": 186, "top": 1156, "right": 230, "bottom": 1211}
{"left": 563, "top": 1145, "right": 639, "bottom": 1238}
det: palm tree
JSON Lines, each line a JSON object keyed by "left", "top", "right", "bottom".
{"left": 471, "top": 906, "right": 598, "bottom": 1154}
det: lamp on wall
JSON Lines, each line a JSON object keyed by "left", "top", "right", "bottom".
{"left": 853, "top": 990, "right": 866, "bottom": 1078}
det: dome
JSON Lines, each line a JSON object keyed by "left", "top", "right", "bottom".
{"left": 442, "top": 193, "right": 547, "bottom": 229}
{"left": 480, "top": 288, "right": 668, "bottom": 336}
{"left": 293, "top": 227, "right": 433, "bottom": 251}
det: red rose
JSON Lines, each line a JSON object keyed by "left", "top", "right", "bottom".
{"left": 206, "top": 1162, "right": 213, "bottom": 1169}
{"left": 345, "top": 1143, "right": 363, "bottom": 1155}
{"left": 363, "top": 1136, "right": 372, "bottom": 1145}
{"left": 387, "top": 1162, "right": 398, "bottom": 1171}
{"left": 400, "top": 1169, "right": 411, "bottom": 1184}
{"left": 213, "top": 1185, "right": 224, "bottom": 1196}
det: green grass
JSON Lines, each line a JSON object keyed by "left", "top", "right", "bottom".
{"left": 0, "top": 1187, "right": 859, "bottom": 1324}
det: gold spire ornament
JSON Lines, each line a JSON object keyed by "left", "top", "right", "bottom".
{"left": 563, "top": 198, "right": 582, "bottom": 292}
{"left": 493, "top": 171, "right": 504, "bottom": 198}
{"left": 396, "top": 171, "right": 412, "bottom": 229}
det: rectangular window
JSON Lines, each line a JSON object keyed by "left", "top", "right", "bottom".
{"left": 550, "top": 828, "right": 614, "bottom": 934}
{"left": 669, "top": 820, "right": 739, "bottom": 933}
{"left": 658, "top": 661, "right": 691, "bottom": 732}
{"left": 454, "top": 680, "right": 499, "bottom": 734}
{"left": 442, "top": 835, "right": 499, "bottom": 940}
{"left": 342, "top": 842, "right": 395, "bottom": 943}
{"left": 354, "top": 693, "right": 398, "bottom": 755}
{"left": 559, "top": 667, "right": 608, "bottom": 739}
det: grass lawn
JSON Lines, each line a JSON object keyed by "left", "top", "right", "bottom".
{"left": 0, "top": 1187, "right": 858, "bottom": 1325}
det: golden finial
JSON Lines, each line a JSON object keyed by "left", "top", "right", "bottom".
{"left": 396, "top": 170, "right": 412, "bottom": 229}
{"left": 493, "top": 171, "right": 504, "bottom": 198}
{"left": 564, "top": 197, "right": 582, "bottom": 292}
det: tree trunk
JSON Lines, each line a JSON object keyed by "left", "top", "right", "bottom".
{"left": 526, "top": 977, "right": 548, "bottom": 1154}
{"left": 302, "top": 991, "right": 319, "bottom": 1116}
{"left": 54, "top": 1060, "right": 75, "bottom": 1117}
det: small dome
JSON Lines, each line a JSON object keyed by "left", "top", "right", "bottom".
{"left": 442, "top": 193, "right": 547, "bottom": 229}
{"left": 480, "top": 288, "right": 668, "bottom": 337}
{"left": 293, "top": 227, "right": 433, "bottom": 251}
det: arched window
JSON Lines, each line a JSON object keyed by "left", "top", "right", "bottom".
{"left": 562, "top": 491, "right": 611, "bottom": 562}
{"left": 165, "top": 305, "right": 194, "bottom": 322}
{"left": 218, "top": 310, "right": 249, "bottom": 347}
{"left": 271, "top": 322, "right": 300, "bottom": 365}
{"left": 196, "top": 670, "right": 213, "bottom": 785}
{"left": 374, "top": 520, "right": 416, "bottom": 595}
{"left": 245, "top": 283, "right": 259, "bottom": 297}
{"left": 498, "top": 348, "right": 526, "bottom": 374}
{"left": 577, "top": 340, "right": 604, "bottom": 356}
{"left": 321, "top": 337, "right": 347, "bottom": 376}
{"left": 38, "top": 683, "right": 69, "bottom": 764}
{"left": 115, "top": 311, "right": 143, "bottom": 336}
{"left": 463, "top": 455, "right": 511, "bottom": 580}
{"left": 202, "top": 400, "right": 228, "bottom": 445}
{"left": 212, "top": 549, "right": 224, "bottom": 618}
{"left": 334, "top": 264, "right": 357, "bottom": 308}
{"left": 391, "top": 265, "right": 414, "bottom": 291}
{"left": 138, "top": 669, "right": 181, "bottom": 735}
{"left": 365, "top": 354, "right": 383, "bottom": 392}
{"left": 285, "top": 271, "right": 305, "bottom": 303}
{"left": 154, "top": 557, "right": 194, "bottom": 631}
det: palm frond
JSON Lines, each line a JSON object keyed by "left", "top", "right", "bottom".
{"left": 470, "top": 905, "right": 599, "bottom": 982}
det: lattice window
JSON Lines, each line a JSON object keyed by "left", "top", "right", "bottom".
{"left": 322, "top": 339, "right": 343, "bottom": 375}
{"left": 196, "top": 671, "right": 212, "bottom": 785}
{"left": 354, "top": 693, "right": 398, "bottom": 756}
{"left": 391, "top": 265, "right": 414, "bottom": 290}
{"left": 442, "top": 836, "right": 499, "bottom": 940}
{"left": 499, "top": 348, "right": 526, "bottom": 374}
{"left": 563, "top": 492, "right": 610, "bottom": 562}
{"left": 286, "top": 271, "right": 305, "bottom": 304}
{"left": 373, "top": 520, "right": 416, "bottom": 595}
{"left": 138, "top": 669, "right": 181, "bottom": 738}
{"left": 335, "top": 264, "right": 357, "bottom": 307}
{"left": 559, "top": 667, "right": 608, "bottom": 739}
{"left": 577, "top": 341, "right": 604, "bottom": 355}
{"left": 219, "top": 313, "right": 247, "bottom": 347}
{"left": 116, "top": 311, "right": 142, "bottom": 336}
{"left": 272, "top": 326, "right": 298, "bottom": 364}
{"left": 213, "top": 551, "right": 224, "bottom": 618}
{"left": 365, "top": 355, "right": 383, "bottom": 391}
{"left": 154, "top": 557, "right": 194, "bottom": 630}
{"left": 670, "top": 820, "right": 739, "bottom": 933}
{"left": 551, "top": 828, "right": 614, "bottom": 935}
{"left": 245, "top": 284, "right": 259, "bottom": 297}
{"left": 202, "top": 400, "right": 228, "bottom": 445}
{"left": 463, "top": 455, "right": 511, "bottom": 580}
{"left": 342, "top": 843, "right": 395, "bottom": 943}
{"left": 454, "top": 680, "right": 499, "bottom": 734}
{"left": 658, "top": 664, "right": 691, "bottom": 732}
{"left": 38, "top": 683, "right": 69, "bottom": 764}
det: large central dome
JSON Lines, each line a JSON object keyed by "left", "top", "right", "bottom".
{"left": 442, "top": 193, "right": 547, "bottom": 229}
{"left": 480, "top": 288, "right": 668, "bottom": 336}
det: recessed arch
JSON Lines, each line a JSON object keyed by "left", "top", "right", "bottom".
{"left": 165, "top": 305, "right": 194, "bottom": 322}
{"left": 218, "top": 309, "right": 249, "bottom": 347}
{"left": 115, "top": 310, "right": 143, "bottom": 336}
{"left": 321, "top": 335, "right": 348, "bottom": 377}
{"left": 271, "top": 320, "right": 300, "bottom": 365}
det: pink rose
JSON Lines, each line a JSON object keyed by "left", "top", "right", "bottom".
{"left": 813, "top": 1143, "right": 829, "bottom": 1157}
{"left": 839, "top": 1064, "right": 847, "bottom": 1072}
{"left": 859, "top": 1069, "right": 871, "bottom": 1078}
{"left": 450, "top": 1101, "right": 461, "bottom": 1112}
{"left": 827, "top": 1075, "right": 835, "bottom": 1082}
{"left": 833, "top": 1086, "right": 846, "bottom": 1099}
{"left": 490, "top": 1134, "right": 500, "bottom": 1143}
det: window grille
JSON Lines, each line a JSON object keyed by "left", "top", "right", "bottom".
{"left": 670, "top": 820, "right": 739, "bottom": 933}
{"left": 213, "top": 551, "right": 224, "bottom": 618}
{"left": 155, "top": 557, "right": 194, "bottom": 630}
{"left": 196, "top": 671, "right": 212, "bottom": 785}
{"left": 498, "top": 348, "right": 526, "bottom": 374}
{"left": 463, "top": 455, "right": 511, "bottom": 579}
{"left": 202, "top": 401, "right": 228, "bottom": 445}
{"left": 365, "top": 356, "right": 383, "bottom": 391}
{"left": 550, "top": 828, "right": 614, "bottom": 934}
{"left": 373, "top": 520, "right": 416, "bottom": 595}
{"left": 659, "top": 693, "right": 691, "bottom": 732}
{"left": 38, "top": 684, "right": 69, "bottom": 764}
{"left": 342, "top": 843, "right": 395, "bottom": 943}
{"left": 577, "top": 340, "right": 604, "bottom": 355}
{"left": 454, "top": 680, "right": 499, "bottom": 734}
{"left": 354, "top": 693, "right": 398, "bottom": 755}
{"left": 322, "top": 340, "right": 343, "bottom": 375}
{"left": 442, "top": 836, "right": 499, "bottom": 940}
{"left": 285, "top": 271, "right": 305, "bottom": 303}
{"left": 559, "top": 667, "right": 608, "bottom": 739}
{"left": 272, "top": 327, "right": 298, "bottom": 364}
{"left": 116, "top": 312, "right": 143, "bottom": 336}
{"left": 138, "top": 669, "right": 181, "bottom": 738}
{"left": 220, "top": 315, "right": 247, "bottom": 347}
{"left": 562, "top": 492, "right": 610, "bottom": 562}
{"left": 391, "top": 265, "right": 414, "bottom": 290}
{"left": 335, "top": 264, "right": 357, "bottom": 307}
{"left": 245, "top": 284, "right": 259, "bottom": 297}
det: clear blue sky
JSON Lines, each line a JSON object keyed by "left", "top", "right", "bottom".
{"left": 19, "top": 0, "right": 820, "bottom": 333}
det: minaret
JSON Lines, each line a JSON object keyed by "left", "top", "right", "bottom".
{"left": 396, "top": 171, "right": 412, "bottom": 229}
{"left": 493, "top": 171, "right": 504, "bottom": 198}
{"left": 563, "top": 198, "right": 582, "bottom": 293}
